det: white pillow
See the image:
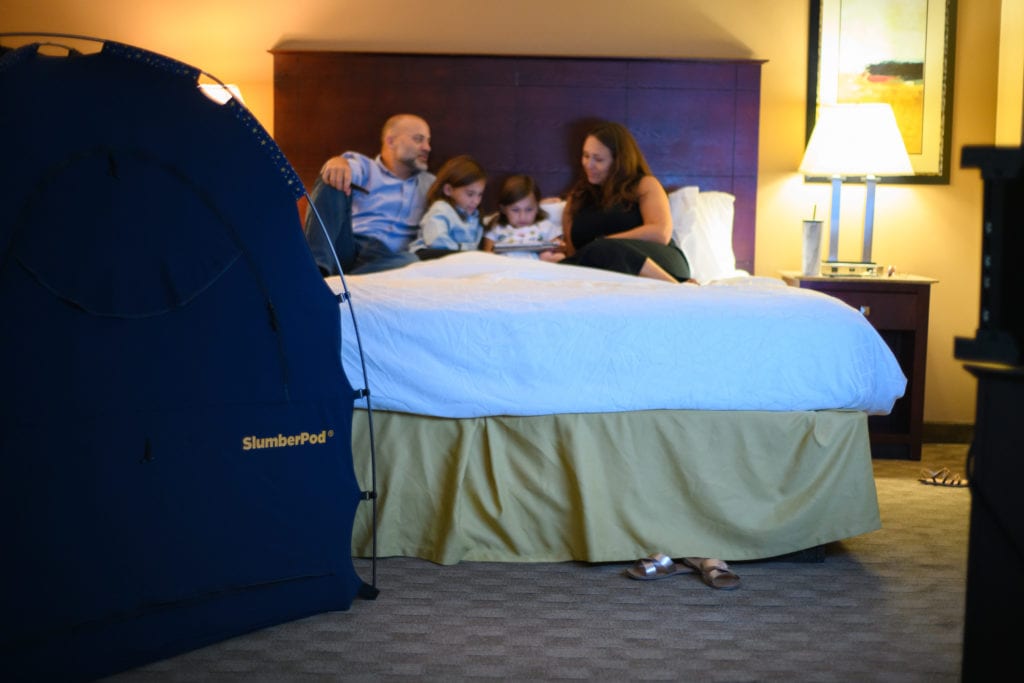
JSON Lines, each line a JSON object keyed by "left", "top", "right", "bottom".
{"left": 540, "top": 199, "right": 565, "bottom": 227}
{"left": 670, "top": 187, "right": 738, "bottom": 283}
{"left": 668, "top": 186, "right": 700, "bottom": 250}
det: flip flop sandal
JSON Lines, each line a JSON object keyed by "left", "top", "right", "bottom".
{"left": 625, "top": 552, "right": 694, "bottom": 580}
{"left": 918, "top": 467, "right": 969, "bottom": 488}
{"left": 682, "top": 557, "right": 741, "bottom": 590}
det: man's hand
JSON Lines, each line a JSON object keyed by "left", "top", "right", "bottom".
{"left": 321, "top": 155, "right": 352, "bottom": 193}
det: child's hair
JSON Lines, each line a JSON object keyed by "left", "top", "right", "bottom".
{"left": 491, "top": 174, "right": 549, "bottom": 227}
{"left": 426, "top": 154, "right": 487, "bottom": 208}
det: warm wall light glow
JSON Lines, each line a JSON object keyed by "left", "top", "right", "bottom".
{"left": 198, "top": 83, "right": 244, "bottom": 105}
{"left": 800, "top": 103, "right": 913, "bottom": 266}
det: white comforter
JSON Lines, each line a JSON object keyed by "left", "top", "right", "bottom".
{"left": 329, "top": 252, "right": 906, "bottom": 418}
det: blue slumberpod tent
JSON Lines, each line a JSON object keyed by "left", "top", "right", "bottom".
{"left": 0, "top": 36, "right": 374, "bottom": 681}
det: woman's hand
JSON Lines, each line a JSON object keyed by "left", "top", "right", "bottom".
{"left": 539, "top": 237, "right": 566, "bottom": 262}
{"left": 539, "top": 250, "right": 566, "bottom": 263}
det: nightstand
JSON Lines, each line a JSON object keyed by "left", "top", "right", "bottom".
{"left": 781, "top": 271, "right": 938, "bottom": 460}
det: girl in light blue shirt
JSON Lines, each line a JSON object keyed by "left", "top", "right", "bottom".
{"left": 408, "top": 155, "right": 487, "bottom": 258}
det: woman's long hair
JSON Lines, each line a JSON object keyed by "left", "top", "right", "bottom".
{"left": 568, "top": 121, "right": 652, "bottom": 210}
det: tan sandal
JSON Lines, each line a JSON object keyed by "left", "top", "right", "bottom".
{"left": 918, "top": 467, "right": 969, "bottom": 488}
{"left": 682, "top": 557, "right": 741, "bottom": 590}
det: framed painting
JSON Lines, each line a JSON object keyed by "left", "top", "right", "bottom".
{"left": 806, "top": 0, "right": 957, "bottom": 184}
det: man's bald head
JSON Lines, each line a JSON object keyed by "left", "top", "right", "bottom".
{"left": 380, "top": 114, "right": 431, "bottom": 178}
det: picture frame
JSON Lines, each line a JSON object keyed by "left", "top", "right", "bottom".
{"left": 806, "top": 0, "right": 957, "bottom": 184}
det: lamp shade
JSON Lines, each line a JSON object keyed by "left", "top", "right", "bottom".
{"left": 198, "top": 82, "right": 244, "bottom": 105}
{"left": 799, "top": 103, "right": 913, "bottom": 177}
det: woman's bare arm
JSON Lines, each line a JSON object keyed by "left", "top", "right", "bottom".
{"left": 606, "top": 175, "right": 673, "bottom": 244}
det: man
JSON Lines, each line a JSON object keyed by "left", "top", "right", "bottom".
{"left": 304, "top": 114, "right": 435, "bottom": 275}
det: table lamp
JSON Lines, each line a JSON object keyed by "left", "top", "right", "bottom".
{"left": 799, "top": 103, "right": 913, "bottom": 272}
{"left": 198, "top": 82, "right": 244, "bottom": 105}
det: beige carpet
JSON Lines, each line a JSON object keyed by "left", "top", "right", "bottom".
{"left": 108, "top": 444, "right": 971, "bottom": 682}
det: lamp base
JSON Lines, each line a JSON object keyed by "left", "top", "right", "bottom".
{"left": 820, "top": 260, "right": 880, "bottom": 277}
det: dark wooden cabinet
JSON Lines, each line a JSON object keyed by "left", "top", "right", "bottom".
{"left": 954, "top": 142, "right": 1024, "bottom": 680}
{"left": 960, "top": 364, "right": 1024, "bottom": 680}
{"left": 782, "top": 272, "right": 937, "bottom": 460}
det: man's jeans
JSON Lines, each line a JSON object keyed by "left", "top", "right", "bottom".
{"left": 303, "top": 178, "right": 417, "bottom": 276}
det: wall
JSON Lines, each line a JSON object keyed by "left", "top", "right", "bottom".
{"left": 996, "top": 0, "right": 1024, "bottom": 145}
{"left": 1, "top": 0, "right": 1016, "bottom": 428}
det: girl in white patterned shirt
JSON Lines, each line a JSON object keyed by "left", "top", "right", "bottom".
{"left": 482, "top": 175, "right": 565, "bottom": 262}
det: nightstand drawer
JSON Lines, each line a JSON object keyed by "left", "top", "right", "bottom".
{"left": 824, "top": 290, "right": 918, "bottom": 330}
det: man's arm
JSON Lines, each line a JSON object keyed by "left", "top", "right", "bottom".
{"left": 321, "top": 155, "right": 352, "bottom": 194}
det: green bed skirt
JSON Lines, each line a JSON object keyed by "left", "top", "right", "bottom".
{"left": 349, "top": 408, "right": 880, "bottom": 565}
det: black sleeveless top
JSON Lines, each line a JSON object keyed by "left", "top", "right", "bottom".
{"left": 570, "top": 191, "right": 646, "bottom": 249}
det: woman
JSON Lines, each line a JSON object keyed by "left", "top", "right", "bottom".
{"left": 561, "top": 121, "right": 691, "bottom": 282}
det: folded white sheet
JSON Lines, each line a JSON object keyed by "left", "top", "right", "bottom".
{"left": 329, "top": 252, "right": 906, "bottom": 418}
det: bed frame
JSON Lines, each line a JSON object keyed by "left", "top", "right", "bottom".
{"left": 270, "top": 49, "right": 882, "bottom": 565}
{"left": 271, "top": 47, "right": 764, "bottom": 273}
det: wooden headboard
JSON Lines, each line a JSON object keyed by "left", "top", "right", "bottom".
{"left": 271, "top": 48, "right": 764, "bottom": 273}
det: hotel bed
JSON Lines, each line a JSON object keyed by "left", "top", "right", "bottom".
{"left": 272, "top": 48, "right": 905, "bottom": 565}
